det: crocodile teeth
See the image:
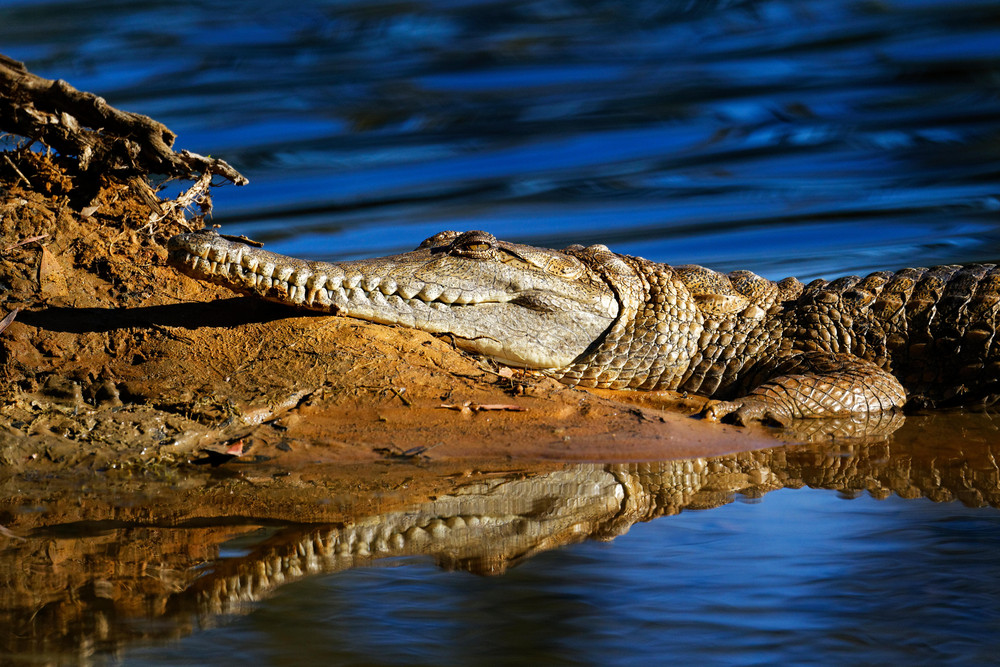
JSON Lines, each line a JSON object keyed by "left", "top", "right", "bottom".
{"left": 306, "top": 276, "right": 328, "bottom": 305}
{"left": 208, "top": 246, "right": 227, "bottom": 263}
{"left": 344, "top": 274, "right": 362, "bottom": 289}
{"left": 346, "top": 288, "right": 369, "bottom": 304}
{"left": 291, "top": 270, "right": 309, "bottom": 287}
{"left": 259, "top": 262, "right": 275, "bottom": 279}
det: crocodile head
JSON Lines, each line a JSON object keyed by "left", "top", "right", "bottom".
{"left": 167, "top": 230, "right": 620, "bottom": 369}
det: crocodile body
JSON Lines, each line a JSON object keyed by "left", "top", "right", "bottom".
{"left": 167, "top": 230, "right": 1000, "bottom": 421}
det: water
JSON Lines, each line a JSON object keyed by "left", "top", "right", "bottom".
{"left": 3, "top": 0, "right": 999, "bottom": 278}
{"left": 143, "top": 494, "right": 1000, "bottom": 666}
{"left": 3, "top": 0, "right": 1000, "bottom": 664}
{"left": 5, "top": 432, "right": 1000, "bottom": 666}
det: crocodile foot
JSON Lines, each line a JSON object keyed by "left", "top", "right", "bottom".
{"left": 703, "top": 352, "right": 906, "bottom": 425}
{"left": 704, "top": 397, "right": 794, "bottom": 426}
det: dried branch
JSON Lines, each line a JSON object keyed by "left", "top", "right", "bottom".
{"left": 0, "top": 54, "right": 247, "bottom": 186}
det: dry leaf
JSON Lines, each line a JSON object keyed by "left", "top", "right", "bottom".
{"left": 39, "top": 245, "right": 68, "bottom": 298}
{"left": 0, "top": 308, "right": 18, "bottom": 335}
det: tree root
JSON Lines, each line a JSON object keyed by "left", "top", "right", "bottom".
{"left": 0, "top": 54, "right": 247, "bottom": 185}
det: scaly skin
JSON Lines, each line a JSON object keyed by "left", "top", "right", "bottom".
{"left": 167, "top": 229, "right": 1000, "bottom": 422}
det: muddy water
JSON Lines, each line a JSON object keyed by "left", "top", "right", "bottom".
{"left": 3, "top": 0, "right": 1000, "bottom": 664}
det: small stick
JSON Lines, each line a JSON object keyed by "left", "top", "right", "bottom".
{"left": 3, "top": 154, "right": 30, "bottom": 187}
{"left": 3, "top": 234, "right": 48, "bottom": 252}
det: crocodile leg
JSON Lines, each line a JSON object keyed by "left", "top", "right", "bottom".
{"left": 704, "top": 352, "right": 906, "bottom": 425}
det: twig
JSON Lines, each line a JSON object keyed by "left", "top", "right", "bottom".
{"left": 438, "top": 401, "right": 526, "bottom": 413}
{"left": 2, "top": 233, "right": 48, "bottom": 252}
{"left": 3, "top": 154, "right": 30, "bottom": 187}
{"left": 392, "top": 386, "right": 412, "bottom": 406}
{"left": 147, "top": 170, "right": 214, "bottom": 232}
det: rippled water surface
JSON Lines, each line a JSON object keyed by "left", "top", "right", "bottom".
{"left": 4, "top": 0, "right": 999, "bottom": 278}
{"left": 3, "top": 0, "right": 1000, "bottom": 664}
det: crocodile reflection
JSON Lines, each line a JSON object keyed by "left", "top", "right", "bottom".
{"left": 186, "top": 438, "right": 1000, "bottom": 620}
{"left": 3, "top": 434, "right": 1000, "bottom": 660}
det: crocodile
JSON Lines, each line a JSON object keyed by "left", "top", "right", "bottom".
{"left": 167, "top": 229, "right": 1000, "bottom": 423}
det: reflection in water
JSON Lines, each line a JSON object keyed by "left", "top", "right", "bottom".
{"left": 3, "top": 419, "right": 1000, "bottom": 663}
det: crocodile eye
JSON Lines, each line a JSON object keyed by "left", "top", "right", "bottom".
{"left": 446, "top": 231, "right": 498, "bottom": 259}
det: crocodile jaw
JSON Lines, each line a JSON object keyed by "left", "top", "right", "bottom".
{"left": 167, "top": 232, "right": 619, "bottom": 369}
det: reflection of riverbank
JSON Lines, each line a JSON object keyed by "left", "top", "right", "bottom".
{"left": 3, "top": 419, "right": 999, "bottom": 662}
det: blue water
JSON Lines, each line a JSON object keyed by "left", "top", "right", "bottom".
{"left": 3, "top": 0, "right": 999, "bottom": 280}
{"left": 3, "top": 0, "right": 1000, "bottom": 664}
